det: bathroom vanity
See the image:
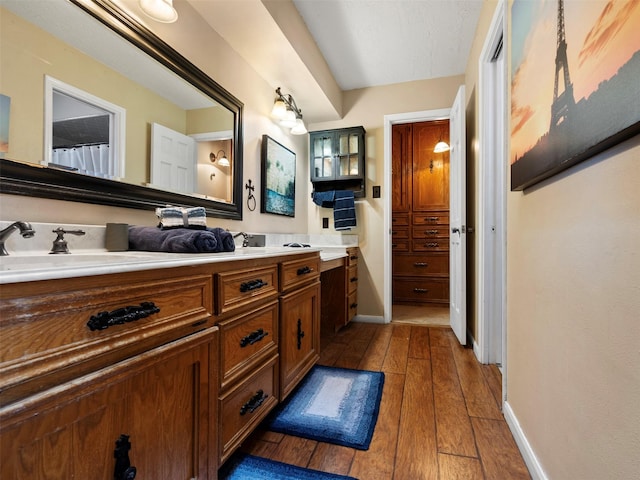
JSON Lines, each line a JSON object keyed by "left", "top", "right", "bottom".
{"left": 0, "top": 248, "right": 321, "bottom": 479}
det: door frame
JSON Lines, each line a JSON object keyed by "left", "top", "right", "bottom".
{"left": 383, "top": 108, "right": 451, "bottom": 323}
{"left": 477, "top": 0, "right": 507, "bottom": 401}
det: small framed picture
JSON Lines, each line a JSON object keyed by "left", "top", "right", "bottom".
{"left": 261, "top": 135, "right": 296, "bottom": 217}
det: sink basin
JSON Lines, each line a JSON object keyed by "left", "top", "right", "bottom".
{"left": 0, "top": 252, "right": 161, "bottom": 271}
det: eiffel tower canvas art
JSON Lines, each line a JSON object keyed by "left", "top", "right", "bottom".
{"left": 510, "top": 0, "right": 640, "bottom": 191}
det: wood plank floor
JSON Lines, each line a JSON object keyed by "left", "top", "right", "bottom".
{"left": 239, "top": 322, "right": 531, "bottom": 479}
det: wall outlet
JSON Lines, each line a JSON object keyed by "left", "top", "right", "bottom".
{"left": 322, "top": 217, "right": 329, "bottom": 229}
{"left": 372, "top": 185, "right": 381, "bottom": 198}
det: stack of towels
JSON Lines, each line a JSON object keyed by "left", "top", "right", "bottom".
{"left": 127, "top": 206, "right": 236, "bottom": 253}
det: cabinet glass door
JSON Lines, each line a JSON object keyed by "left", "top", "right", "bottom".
{"left": 312, "top": 136, "right": 334, "bottom": 178}
{"left": 337, "top": 131, "right": 360, "bottom": 177}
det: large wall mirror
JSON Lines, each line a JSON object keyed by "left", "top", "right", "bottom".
{"left": 0, "top": 0, "right": 244, "bottom": 219}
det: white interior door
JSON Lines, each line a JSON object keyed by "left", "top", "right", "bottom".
{"left": 449, "top": 85, "right": 467, "bottom": 345}
{"left": 150, "top": 123, "right": 196, "bottom": 193}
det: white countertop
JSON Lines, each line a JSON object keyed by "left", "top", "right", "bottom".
{"left": 0, "top": 246, "right": 350, "bottom": 284}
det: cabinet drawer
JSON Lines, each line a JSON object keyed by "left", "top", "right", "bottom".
{"left": 392, "top": 239, "right": 410, "bottom": 252}
{"left": 346, "top": 247, "right": 359, "bottom": 266}
{"left": 219, "top": 355, "right": 279, "bottom": 463}
{"left": 412, "top": 225, "right": 449, "bottom": 239}
{"left": 412, "top": 238, "right": 449, "bottom": 252}
{"left": 0, "top": 275, "right": 213, "bottom": 407}
{"left": 280, "top": 255, "right": 320, "bottom": 292}
{"left": 347, "top": 265, "right": 358, "bottom": 295}
{"left": 217, "top": 300, "right": 278, "bottom": 391}
{"left": 413, "top": 212, "right": 449, "bottom": 225}
{"left": 393, "top": 253, "right": 449, "bottom": 276}
{"left": 215, "top": 265, "right": 278, "bottom": 315}
{"left": 391, "top": 226, "right": 410, "bottom": 240}
{"left": 392, "top": 213, "right": 410, "bottom": 226}
{"left": 347, "top": 291, "right": 358, "bottom": 323}
{"left": 393, "top": 278, "right": 449, "bottom": 303}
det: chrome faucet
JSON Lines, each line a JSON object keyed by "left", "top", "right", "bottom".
{"left": 0, "top": 221, "right": 36, "bottom": 256}
{"left": 233, "top": 231, "right": 251, "bottom": 247}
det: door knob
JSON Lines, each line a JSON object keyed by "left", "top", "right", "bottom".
{"left": 451, "top": 227, "right": 460, "bottom": 234}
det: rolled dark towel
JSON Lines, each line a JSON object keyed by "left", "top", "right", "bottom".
{"left": 129, "top": 226, "right": 219, "bottom": 253}
{"left": 207, "top": 227, "right": 236, "bottom": 252}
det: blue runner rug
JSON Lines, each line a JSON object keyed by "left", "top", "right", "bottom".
{"left": 219, "top": 453, "right": 357, "bottom": 480}
{"left": 265, "top": 365, "right": 385, "bottom": 450}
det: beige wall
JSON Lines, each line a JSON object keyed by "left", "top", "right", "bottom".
{"left": 308, "top": 77, "right": 465, "bottom": 317}
{"left": 465, "top": 1, "right": 640, "bottom": 478}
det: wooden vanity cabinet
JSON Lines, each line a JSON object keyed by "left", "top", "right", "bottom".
{"left": 0, "top": 267, "right": 219, "bottom": 479}
{"left": 278, "top": 255, "right": 320, "bottom": 400}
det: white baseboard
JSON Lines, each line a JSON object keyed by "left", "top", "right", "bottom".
{"left": 353, "top": 315, "right": 385, "bottom": 324}
{"left": 503, "top": 401, "right": 548, "bottom": 480}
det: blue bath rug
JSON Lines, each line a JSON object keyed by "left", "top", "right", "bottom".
{"left": 265, "top": 365, "right": 385, "bottom": 450}
{"left": 219, "top": 453, "right": 357, "bottom": 480}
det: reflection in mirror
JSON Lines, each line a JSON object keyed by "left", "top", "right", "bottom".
{"left": 0, "top": 0, "right": 244, "bottom": 219}
{"left": 46, "top": 76, "right": 126, "bottom": 179}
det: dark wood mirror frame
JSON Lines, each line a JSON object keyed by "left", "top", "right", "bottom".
{"left": 0, "top": 0, "right": 244, "bottom": 220}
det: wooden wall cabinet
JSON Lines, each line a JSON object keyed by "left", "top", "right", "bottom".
{"left": 392, "top": 120, "right": 450, "bottom": 304}
{"left": 310, "top": 126, "right": 366, "bottom": 196}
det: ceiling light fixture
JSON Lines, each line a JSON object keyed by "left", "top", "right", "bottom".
{"left": 271, "top": 87, "right": 307, "bottom": 135}
{"left": 139, "top": 0, "right": 178, "bottom": 23}
{"left": 210, "top": 150, "right": 230, "bottom": 167}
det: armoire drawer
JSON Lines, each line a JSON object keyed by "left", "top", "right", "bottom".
{"left": 393, "top": 253, "right": 449, "bottom": 276}
{"left": 0, "top": 274, "right": 213, "bottom": 407}
{"left": 393, "top": 277, "right": 449, "bottom": 303}
{"left": 412, "top": 238, "right": 449, "bottom": 252}
{"left": 217, "top": 300, "right": 279, "bottom": 391}
{"left": 412, "top": 225, "right": 450, "bottom": 239}
{"left": 219, "top": 355, "right": 279, "bottom": 463}
{"left": 413, "top": 212, "right": 449, "bottom": 225}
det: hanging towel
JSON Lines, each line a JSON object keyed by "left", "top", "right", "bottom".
{"left": 333, "top": 190, "right": 356, "bottom": 231}
{"left": 312, "top": 190, "right": 336, "bottom": 207}
{"left": 156, "top": 206, "right": 207, "bottom": 230}
{"left": 128, "top": 226, "right": 235, "bottom": 253}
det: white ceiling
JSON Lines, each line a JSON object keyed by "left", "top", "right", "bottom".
{"left": 292, "top": 0, "right": 484, "bottom": 91}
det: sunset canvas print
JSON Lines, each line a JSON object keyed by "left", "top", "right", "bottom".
{"left": 510, "top": 0, "right": 640, "bottom": 190}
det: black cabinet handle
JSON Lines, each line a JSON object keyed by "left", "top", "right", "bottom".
{"left": 350, "top": 255, "right": 358, "bottom": 260}
{"left": 350, "top": 277, "right": 358, "bottom": 282}
{"left": 297, "top": 318, "right": 305, "bottom": 350}
{"left": 87, "top": 302, "right": 160, "bottom": 331}
{"left": 350, "top": 302, "right": 358, "bottom": 309}
{"left": 425, "top": 230, "right": 439, "bottom": 235}
{"left": 240, "top": 279, "right": 267, "bottom": 292}
{"left": 240, "top": 328, "right": 268, "bottom": 347}
{"left": 114, "top": 434, "right": 137, "bottom": 480}
{"left": 297, "top": 266, "right": 313, "bottom": 275}
{"left": 240, "top": 390, "right": 268, "bottom": 415}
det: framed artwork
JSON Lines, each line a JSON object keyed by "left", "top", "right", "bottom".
{"left": 510, "top": 0, "right": 640, "bottom": 190}
{"left": 261, "top": 135, "right": 296, "bottom": 217}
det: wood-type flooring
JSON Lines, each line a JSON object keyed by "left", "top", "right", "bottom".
{"left": 239, "top": 322, "right": 531, "bottom": 479}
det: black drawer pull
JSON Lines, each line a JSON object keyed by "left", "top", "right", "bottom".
{"left": 240, "top": 390, "right": 268, "bottom": 415}
{"left": 414, "top": 262, "right": 429, "bottom": 267}
{"left": 392, "top": 243, "right": 398, "bottom": 248}
{"left": 297, "top": 266, "right": 313, "bottom": 275}
{"left": 114, "top": 434, "right": 137, "bottom": 480}
{"left": 350, "top": 277, "right": 358, "bottom": 282}
{"left": 413, "top": 288, "right": 429, "bottom": 293}
{"left": 240, "top": 279, "right": 267, "bottom": 292}
{"left": 350, "top": 255, "right": 358, "bottom": 260}
{"left": 424, "top": 242, "right": 439, "bottom": 248}
{"left": 297, "top": 318, "right": 305, "bottom": 350}
{"left": 350, "top": 302, "right": 358, "bottom": 309}
{"left": 240, "top": 328, "right": 268, "bottom": 347}
{"left": 87, "top": 301, "right": 160, "bottom": 331}
{"left": 425, "top": 230, "right": 439, "bottom": 235}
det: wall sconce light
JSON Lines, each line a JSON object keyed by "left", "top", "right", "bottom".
{"left": 139, "top": 0, "right": 178, "bottom": 23}
{"left": 271, "top": 87, "right": 307, "bottom": 135}
{"left": 210, "top": 150, "right": 230, "bottom": 167}
{"left": 434, "top": 134, "right": 450, "bottom": 153}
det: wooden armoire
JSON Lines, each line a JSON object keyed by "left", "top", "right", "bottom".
{"left": 392, "top": 120, "right": 450, "bottom": 304}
